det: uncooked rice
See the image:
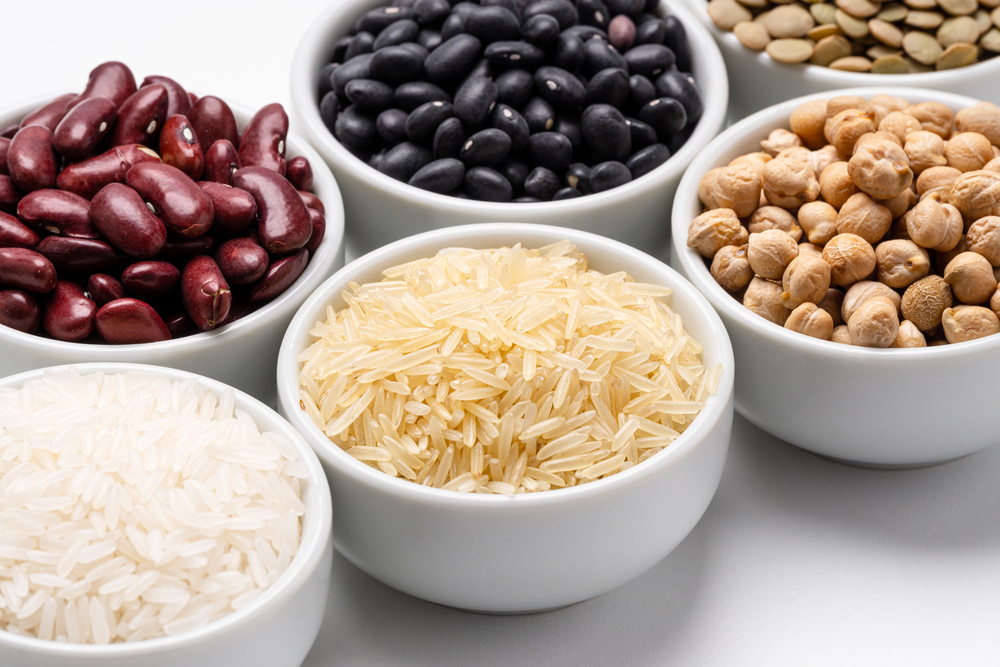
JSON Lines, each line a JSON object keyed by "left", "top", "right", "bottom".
{"left": 0, "top": 369, "right": 306, "bottom": 643}
{"left": 299, "top": 241, "right": 722, "bottom": 494}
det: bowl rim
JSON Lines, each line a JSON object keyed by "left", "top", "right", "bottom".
{"left": 0, "top": 362, "right": 333, "bottom": 657}
{"left": 679, "top": 0, "right": 1000, "bottom": 85}
{"left": 288, "top": 0, "right": 729, "bottom": 214}
{"left": 0, "top": 90, "right": 345, "bottom": 355}
{"left": 671, "top": 85, "right": 1000, "bottom": 363}
{"left": 277, "top": 222, "right": 736, "bottom": 509}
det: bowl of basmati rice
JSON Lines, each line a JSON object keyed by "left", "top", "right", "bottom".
{"left": 0, "top": 363, "right": 333, "bottom": 667}
{"left": 277, "top": 223, "right": 735, "bottom": 613}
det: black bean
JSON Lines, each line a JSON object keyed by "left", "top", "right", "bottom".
{"left": 662, "top": 16, "right": 692, "bottom": 71}
{"left": 451, "top": 2, "right": 480, "bottom": 19}
{"left": 331, "top": 36, "right": 352, "bottom": 64}
{"left": 369, "top": 148, "right": 387, "bottom": 170}
{"left": 369, "top": 46, "right": 425, "bottom": 85}
{"left": 605, "top": 0, "right": 644, "bottom": 19}
{"left": 638, "top": 97, "right": 686, "bottom": 140}
{"left": 463, "top": 167, "right": 513, "bottom": 201}
{"left": 393, "top": 0, "right": 417, "bottom": 7}
{"left": 584, "top": 67, "right": 629, "bottom": 107}
{"left": 405, "top": 101, "right": 455, "bottom": 143}
{"left": 345, "top": 79, "right": 396, "bottom": 112}
{"left": 496, "top": 69, "right": 535, "bottom": 108}
{"left": 590, "top": 160, "right": 632, "bottom": 192}
{"left": 414, "top": 0, "right": 451, "bottom": 26}
{"left": 379, "top": 141, "right": 434, "bottom": 181}
{"left": 625, "top": 143, "right": 670, "bottom": 179}
{"left": 522, "top": 0, "right": 579, "bottom": 30}
{"left": 565, "top": 163, "right": 593, "bottom": 193}
{"left": 524, "top": 167, "right": 561, "bottom": 200}
{"left": 582, "top": 104, "right": 632, "bottom": 162}
{"left": 440, "top": 13, "right": 466, "bottom": 40}
{"left": 528, "top": 132, "right": 573, "bottom": 172}
{"left": 358, "top": 7, "right": 415, "bottom": 34}
{"left": 484, "top": 41, "right": 547, "bottom": 69}
{"left": 577, "top": 0, "right": 611, "bottom": 29}
{"left": 522, "top": 96, "right": 556, "bottom": 133}
{"left": 409, "top": 158, "right": 466, "bottom": 192}
{"left": 373, "top": 19, "right": 421, "bottom": 50}
{"left": 399, "top": 42, "right": 430, "bottom": 60}
{"left": 628, "top": 74, "right": 657, "bottom": 109}
{"left": 626, "top": 116, "right": 658, "bottom": 149}
{"left": 634, "top": 18, "right": 666, "bottom": 46}
{"left": 522, "top": 14, "right": 561, "bottom": 45}
{"left": 482, "top": 0, "right": 522, "bottom": 17}
{"left": 332, "top": 53, "right": 373, "bottom": 96}
{"left": 319, "top": 91, "right": 340, "bottom": 133}
{"left": 563, "top": 25, "right": 608, "bottom": 41}
{"left": 376, "top": 108, "right": 410, "bottom": 144}
{"left": 642, "top": 0, "right": 659, "bottom": 12}
{"left": 395, "top": 81, "right": 453, "bottom": 111}
{"left": 552, "top": 33, "right": 586, "bottom": 72}
{"left": 345, "top": 32, "right": 376, "bottom": 60}
{"left": 491, "top": 104, "right": 530, "bottom": 152}
{"left": 460, "top": 128, "right": 512, "bottom": 167}
{"left": 433, "top": 117, "right": 467, "bottom": 159}
{"left": 453, "top": 76, "right": 498, "bottom": 129}
{"left": 534, "top": 66, "right": 586, "bottom": 109}
{"left": 464, "top": 58, "right": 494, "bottom": 83}
{"left": 335, "top": 105, "right": 377, "bottom": 151}
{"left": 418, "top": 29, "right": 444, "bottom": 50}
{"left": 624, "top": 44, "right": 675, "bottom": 79}
{"left": 552, "top": 186, "right": 583, "bottom": 200}
{"left": 554, "top": 114, "right": 584, "bottom": 154}
{"left": 496, "top": 156, "right": 529, "bottom": 191}
{"left": 424, "top": 34, "right": 483, "bottom": 86}
{"left": 318, "top": 63, "right": 338, "bottom": 98}
{"left": 583, "top": 39, "right": 628, "bottom": 77}
{"left": 667, "top": 126, "right": 693, "bottom": 154}
{"left": 451, "top": 191, "right": 472, "bottom": 199}
{"left": 513, "top": 196, "right": 541, "bottom": 202}
{"left": 466, "top": 6, "right": 523, "bottom": 44}
{"left": 654, "top": 70, "right": 702, "bottom": 126}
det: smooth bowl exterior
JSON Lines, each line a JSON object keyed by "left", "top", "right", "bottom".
{"left": 0, "top": 93, "right": 346, "bottom": 407}
{"left": 277, "top": 223, "right": 735, "bottom": 613}
{"left": 290, "top": 0, "right": 728, "bottom": 258}
{"left": 678, "top": 0, "right": 1000, "bottom": 122}
{"left": 671, "top": 87, "right": 1000, "bottom": 467}
{"left": 0, "top": 362, "right": 333, "bottom": 667}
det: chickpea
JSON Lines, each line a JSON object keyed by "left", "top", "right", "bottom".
{"left": 798, "top": 201, "right": 839, "bottom": 245}
{"left": 906, "top": 194, "right": 963, "bottom": 252}
{"left": 711, "top": 244, "right": 754, "bottom": 293}
{"left": 890, "top": 320, "right": 927, "bottom": 348}
{"left": 991, "top": 285, "right": 1000, "bottom": 319}
{"left": 870, "top": 94, "right": 910, "bottom": 119}
{"left": 831, "top": 324, "right": 853, "bottom": 344}
{"left": 784, "top": 302, "right": 834, "bottom": 340}
{"left": 889, "top": 213, "right": 912, "bottom": 241}
{"left": 744, "top": 277, "right": 789, "bottom": 325}
{"left": 688, "top": 208, "right": 749, "bottom": 259}
{"left": 810, "top": 145, "right": 844, "bottom": 180}
{"left": 827, "top": 96, "right": 873, "bottom": 118}
{"left": 712, "top": 164, "right": 763, "bottom": 218}
{"left": 775, "top": 146, "right": 813, "bottom": 170}
{"left": 985, "top": 157, "right": 1000, "bottom": 174}
{"left": 836, "top": 193, "right": 893, "bottom": 244}
{"left": 901, "top": 274, "right": 953, "bottom": 331}
{"left": 916, "top": 166, "right": 962, "bottom": 202}
{"left": 954, "top": 101, "right": 1000, "bottom": 146}
{"left": 819, "top": 161, "right": 860, "bottom": 210}
{"left": 879, "top": 188, "right": 917, "bottom": 221}
{"left": 943, "top": 252, "right": 997, "bottom": 304}
{"left": 781, "top": 253, "right": 832, "bottom": 309}
{"left": 855, "top": 131, "right": 903, "bottom": 150}
{"left": 967, "top": 216, "right": 1000, "bottom": 266}
{"left": 875, "top": 239, "right": 930, "bottom": 289}
{"left": 698, "top": 167, "right": 724, "bottom": 209}
{"left": 762, "top": 156, "right": 820, "bottom": 209}
{"left": 823, "top": 233, "right": 877, "bottom": 287}
{"left": 848, "top": 296, "right": 900, "bottom": 348}
{"left": 748, "top": 229, "right": 800, "bottom": 279}
{"left": 949, "top": 170, "right": 1000, "bottom": 221}
{"left": 904, "top": 131, "right": 947, "bottom": 175}
{"left": 817, "top": 287, "right": 846, "bottom": 326}
{"left": 842, "top": 280, "right": 902, "bottom": 323}
{"left": 848, "top": 141, "right": 912, "bottom": 201}
{"left": 749, "top": 206, "right": 802, "bottom": 240}
{"left": 906, "top": 102, "right": 955, "bottom": 138}
{"left": 760, "top": 128, "right": 803, "bottom": 157}
{"left": 937, "top": 235, "right": 969, "bottom": 270}
{"left": 943, "top": 132, "right": 994, "bottom": 173}
{"left": 824, "top": 108, "right": 878, "bottom": 156}
{"left": 729, "top": 152, "right": 771, "bottom": 184}
{"left": 878, "top": 111, "right": 922, "bottom": 145}
{"left": 941, "top": 305, "right": 1000, "bottom": 343}
{"left": 789, "top": 99, "right": 829, "bottom": 149}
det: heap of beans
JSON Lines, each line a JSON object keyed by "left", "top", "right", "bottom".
{"left": 689, "top": 94, "right": 1000, "bottom": 347}
{"left": 0, "top": 62, "right": 326, "bottom": 344}
{"left": 318, "top": 0, "right": 702, "bottom": 202}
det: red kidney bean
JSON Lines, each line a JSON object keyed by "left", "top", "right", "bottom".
{"left": 215, "top": 236, "right": 269, "bottom": 285}
{"left": 140, "top": 75, "right": 191, "bottom": 118}
{"left": 17, "top": 189, "right": 99, "bottom": 238}
{"left": 187, "top": 92, "right": 199, "bottom": 107}
{"left": 203, "top": 139, "right": 241, "bottom": 184}
{"left": 285, "top": 156, "right": 313, "bottom": 191}
{"left": 19, "top": 94, "right": 77, "bottom": 133}
{"left": 0, "top": 176, "right": 21, "bottom": 215}
{"left": 35, "top": 236, "right": 125, "bottom": 274}
{"left": 181, "top": 255, "right": 231, "bottom": 330}
{"left": 125, "top": 162, "right": 214, "bottom": 238}
{"left": 159, "top": 235, "right": 216, "bottom": 264}
{"left": 249, "top": 249, "right": 308, "bottom": 303}
{"left": 0, "top": 289, "right": 41, "bottom": 333}
{"left": 56, "top": 144, "right": 160, "bottom": 200}
{"left": 298, "top": 190, "right": 324, "bottom": 214}
{"left": 231, "top": 166, "right": 311, "bottom": 255}
{"left": 0, "top": 124, "right": 18, "bottom": 139}
{"left": 0, "top": 137, "right": 10, "bottom": 175}
{"left": 122, "top": 260, "right": 180, "bottom": 299}
{"left": 74, "top": 62, "right": 136, "bottom": 109}
{"left": 198, "top": 181, "right": 257, "bottom": 235}
{"left": 43, "top": 280, "right": 96, "bottom": 341}
{"left": 95, "top": 298, "right": 171, "bottom": 343}
{"left": 164, "top": 311, "right": 192, "bottom": 337}
{"left": 87, "top": 273, "right": 127, "bottom": 307}
{"left": 188, "top": 96, "right": 239, "bottom": 149}
{"left": 8, "top": 126, "right": 58, "bottom": 192}
{"left": 159, "top": 115, "right": 204, "bottom": 180}
{"left": 304, "top": 208, "right": 326, "bottom": 256}
{"left": 238, "top": 104, "right": 288, "bottom": 175}
{"left": 108, "top": 84, "right": 168, "bottom": 147}
{"left": 52, "top": 97, "right": 117, "bottom": 159}
{"left": 0, "top": 212, "right": 40, "bottom": 249}
{"left": 89, "top": 183, "right": 168, "bottom": 258}
{"left": 0, "top": 247, "right": 57, "bottom": 293}
{"left": 217, "top": 292, "right": 253, "bottom": 327}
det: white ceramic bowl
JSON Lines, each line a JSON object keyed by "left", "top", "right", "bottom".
{"left": 0, "top": 362, "right": 333, "bottom": 667}
{"left": 276, "top": 223, "right": 735, "bottom": 613}
{"left": 671, "top": 87, "right": 1000, "bottom": 467}
{"left": 290, "top": 0, "right": 728, "bottom": 258}
{"left": 678, "top": 0, "right": 1000, "bottom": 122}
{"left": 0, "top": 92, "right": 347, "bottom": 407}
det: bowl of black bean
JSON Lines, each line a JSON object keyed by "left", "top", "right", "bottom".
{"left": 291, "top": 0, "right": 728, "bottom": 257}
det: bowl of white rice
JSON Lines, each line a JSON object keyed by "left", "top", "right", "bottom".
{"left": 0, "top": 363, "right": 333, "bottom": 667}
{"left": 276, "top": 223, "right": 735, "bottom": 613}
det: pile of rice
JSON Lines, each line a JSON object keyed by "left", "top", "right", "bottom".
{"left": 299, "top": 241, "right": 721, "bottom": 494}
{"left": 0, "top": 369, "right": 306, "bottom": 643}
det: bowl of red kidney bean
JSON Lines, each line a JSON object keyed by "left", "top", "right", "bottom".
{"left": 291, "top": 0, "right": 727, "bottom": 256}
{"left": 0, "top": 62, "right": 346, "bottom": 405}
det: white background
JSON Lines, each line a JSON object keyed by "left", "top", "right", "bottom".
{"left": 3, "top": 1, "right": 1000, "bottom": 665}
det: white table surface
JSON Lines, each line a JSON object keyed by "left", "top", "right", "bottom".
{"left": 3, "top": 2, "right": 1000, "bottom": 664}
